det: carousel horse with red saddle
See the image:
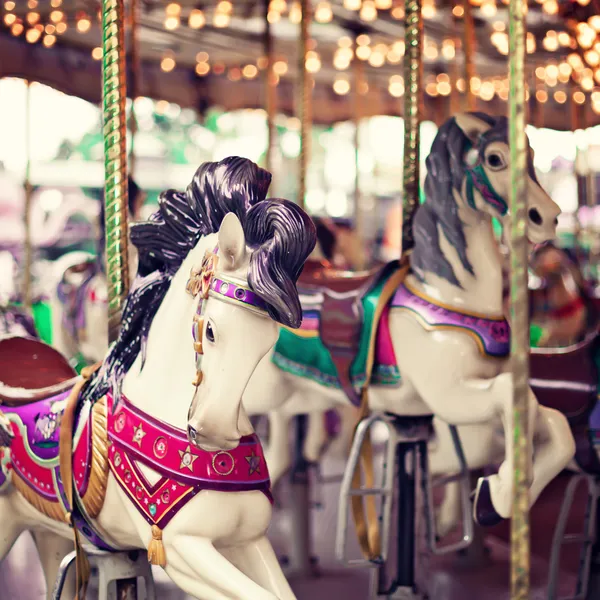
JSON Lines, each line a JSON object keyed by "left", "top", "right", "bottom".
{"left": 0, "top": 157, "right": 316, "bottom": 599}
{"left": 228, "top": 114, "right": 576, "bottom": 569}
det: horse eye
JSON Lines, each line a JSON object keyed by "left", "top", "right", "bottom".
{"left": 487, "top": 153, "right": 505, "bottom": 169}
{"left": 205, "top": 322, "right": 215, "bottom": 343}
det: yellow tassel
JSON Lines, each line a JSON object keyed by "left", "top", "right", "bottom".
{"left": 147, "top": 525, "right": 167, "bottom": 567}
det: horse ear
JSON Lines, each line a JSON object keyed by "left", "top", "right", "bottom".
{"left": 454, "top": 113, "right": 491, "bottom": 143}
{"left": 218, "top": 212, "right": 247, "bottom": 271}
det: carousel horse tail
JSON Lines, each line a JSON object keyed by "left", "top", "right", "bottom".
{"left": 0, "top": 411, "right": 14, "bottom": 448}
{"left": 59, "top": 362, "right": 102, "bottom": 600}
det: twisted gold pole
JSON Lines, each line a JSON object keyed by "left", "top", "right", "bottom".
{"left": 353, "top": 44, "right": 365, "bottom": 252}
{"left": 297, "top": 0, "right": 311, "bottom": 209}
{"left": 401, "top": 0, "right": 423, "bottom": 253}
{"left": 23, "top": 80, "right": 32, "bottom": 311}
{"left": 264, "top": 0, "right": 276, "bottom": 178}
{"left": 129, "top": 0, "right": 140, "bottom": 178}
{"left": 462, "top": 0, "right": 476, "bottom": 111}
{"left": 102, "top": 0, "right": 129, "bottom": 344}
{"left": 508, "top": 0, "right": 530, "bottom": 597}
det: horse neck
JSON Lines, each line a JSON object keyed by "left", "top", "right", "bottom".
{"left": 121, "top": 233, "right": 217, "bottom": 430}
{"left": 415, "top": 205, "right": 505, "bottom": 316}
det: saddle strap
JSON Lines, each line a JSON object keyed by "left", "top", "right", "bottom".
{"left": 59, "top": 361, "right": 102, "bottom": 600}
{"left": 349, "top": 263, "right": 409, "bottom": 561}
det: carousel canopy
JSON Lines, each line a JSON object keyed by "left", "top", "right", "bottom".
{"left": 1, "top": 0, "right": 600, "bottom": 130}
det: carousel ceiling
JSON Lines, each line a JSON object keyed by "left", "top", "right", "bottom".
{"left": 1, "top": 0, "right": 600, "bottom": 130}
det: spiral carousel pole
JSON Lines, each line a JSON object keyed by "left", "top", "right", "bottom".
{"left": 401, "top": 0, "right": 423, "bottom": 253}
{"left": 129, "top": 0, "right": 140, "bottom": 178}
{"left": 285, "top": 0, "right": 315, "bottom": 579}
{"left": 264, "top": 0, "right": 276, "bottom": 178}
{"left": 462, "top": 0, "right": 476, "bottom": 112}
{"left": 23, "top": 80, "right": 33, "bottom": 311}
{"left": 102, "top": 0, "right": 130, "bottom": 345}
{"left": 507, "top": 0, "right": 531, "bottom": 596}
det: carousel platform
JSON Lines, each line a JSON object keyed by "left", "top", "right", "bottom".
{"left": 0, "top": 464, "right": 581, "bottom": 599}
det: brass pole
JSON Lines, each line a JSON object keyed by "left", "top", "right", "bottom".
{"left": 129, "top": 0, "right": 140, "bottom": 178}
{"left": 23, "top": 80, "right": 32, "bottom": 311}
{"left": 401, "top": 0, "right": 423, "bottom": 253}
{"left": 264, "top": 0, "right": 277, "bottom": 179}
{"left": 102, "top": 0, "right": 129, "bottom": 344}
{"left": 297, "top": 0, "right": 311, "bottom": 209}
{"left": 508, "top": 0, "right": 531, "bottom": 596}
{"left": 353, "top": 42, "right": 365, "bottom": 253}
{"left": 462, "top": 0, "right": 476, "bottom": 111}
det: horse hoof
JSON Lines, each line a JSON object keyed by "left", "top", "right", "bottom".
{"left": 473, "top": 478, "right": 503, "bottom": 527}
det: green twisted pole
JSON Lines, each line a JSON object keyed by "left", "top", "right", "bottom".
{"left": 102, "top": 0, "right": 129, "bottom": 344}
{"left": 508, "top": 0, "right": 531, "bottom": 596}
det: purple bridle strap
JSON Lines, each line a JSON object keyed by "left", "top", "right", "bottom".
{"left": 209, "top": 277, "right": 267, "bottom": 313}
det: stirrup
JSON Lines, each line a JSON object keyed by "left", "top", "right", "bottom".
{"left": 547, "top": 474, "right": 599, "bottom": 600}
{"left": 424, "top": 425, "right": 474, "bottom": 555}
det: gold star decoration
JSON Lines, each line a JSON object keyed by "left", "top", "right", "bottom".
{"left": 178, "top": 445, "right": 198, "bottom": 472}
{"left": 245, "top": 451, "right": 261, "bottom": 476}
{"left": 132, "top": 423, "right": 146, "bottom": 447}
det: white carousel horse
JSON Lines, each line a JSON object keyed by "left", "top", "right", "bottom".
{"left": 234, "top": 112, "right": 575, "bottom": 529}
{"left": 0, "top": 157, "right": 316, "bottom": 599}
{"left": 433, "top": 244, "right": 600, "bottom": 537}
{"left": 0, "top": 251, "right": 38, "bottom": 340}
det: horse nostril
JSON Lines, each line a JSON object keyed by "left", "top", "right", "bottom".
{"left": 554, "top": 217, "right": 558, "bottom": 226}
{"left": 528, "top": 208, "right": 543, "bottom": 226}
{"left": 188, "top": 425, "right": 197, "bottom": 441}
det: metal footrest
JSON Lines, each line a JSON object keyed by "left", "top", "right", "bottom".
{"left": 425, "top": 425, "right": 473, "bottom": 556}
{"left": 51, "top": 548, "right": 157, "bottom": 600}
{"left": 547, "top": 473, "right": 600, "bottom": 600}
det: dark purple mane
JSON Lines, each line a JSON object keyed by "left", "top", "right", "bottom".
{"left": 82, "top": 157, "right": 315, "bottom": 406}
{"left": 411, "top": 112, "right": 530, "bottom": 286}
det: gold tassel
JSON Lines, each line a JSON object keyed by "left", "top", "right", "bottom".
{"left": 147, "top": 525, "right": 167, "bottom": 567}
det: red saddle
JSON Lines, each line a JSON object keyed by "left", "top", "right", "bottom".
{"left": 297, "top": 260, "right": 394, "bottom": 405}
{"left": 0, "top": 337, "right": 78, "bottom": 406}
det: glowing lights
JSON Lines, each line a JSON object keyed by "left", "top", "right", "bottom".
{"left": 26, "top": 12, "right": 40, "bottom": 26}
{"left": 242, "top": 64, "right": 258, "bottom": 79}
{"left": 55, "top": 21, "right": 67, "bottom": 34}
{"left": 43, "top": 34, "right": 56, "bottom": 48}
{"left": 356, "top": 45, "right": 371, "bottom": 61}
{"left": 422, "top": 0, "right": 436, "bottom": 19}
{"left": 388, "top": 74, "right": 404, "bottom": 97}
{"left": 343, "top": 0, "right": 362, "bottom": 9}
{"left": 375, "top": 0, "right": 393, "bottom": 8}
{"left": 26, "top": 27, "right": 42, "bottom": 43}
{"left": 480, "top": 1, "right": 497, "bottom": 17}
{"left": 536, "top": 89, "right": 548, "bottom": 103}
{"left": 3, "top": 13, "right": 16, "bottom": 26}
{"left": 165, "top": 16, "right": 180, "bottom": 30}
{"left": 442, "top": 39, "right": 456, "bottom": 60}
{"left": 554, "top": 90, "right": 567, "bottom": 104}
{"left": 160, "top": 54, "right": 176, "bottom": 73}
{"left": 334, "top": 47, "right": 353, "bottom": 70}
{"left": 368, "top": 49, "right": 386, "bottom": 67}
{"left": 305, "top": 51, "right": 322, "bottom": 74}
{"left": 188, "top": 9, "right": 205, "bottom": 29}
{"left": 91, "top": 47, "right": 103, "bottom": 60}
{"left": 542, "top": 0, "right": 558, "bottom": 14}
{"left": 315, "top": 1, "right": 333, "bottom": 22}
{"left": 273, "top": 60, "right": 288, "bottom": 76}
{"left": 574, "top": 91, "right": 586, "bottom": 104}
{"left": 360, "top": 0, "right": 377, "bottom": 21}
{"left": 76, "top": 16, "right": 91, "bottom": 33}
{"left": 4, "top": 0, "right": 15, "bottom": 9}
{"left": 11, "top": 22, "right": 23, "bottom": 36}
{"left": 452, "top": 5, "right": 464, "bottom": 17}
{"left": 49, "top": 10, "right": 64, "bottom": 24}
{"left": 333, "top": 78, "right": 351, "bottom": 95}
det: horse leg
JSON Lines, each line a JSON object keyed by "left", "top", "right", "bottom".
{"left": 0, "top": 496, "right": 24, "bottom": 560}
{"left": 31, "top": 530, "right": 75, "bottom": 600}
{"left": 528, "top": 404, "right": 575, "bottom": 507}
{"left": 264, "top": 407, "right": 293, "bottom": 486}
{"left": 166, "top": 536, "right": 279, "bottom": 600}
{"left": 221, "top": 536, "right": 296, "bottom": 600}
{"left": 303, "top": 409, "right": 327, "bottom": 463}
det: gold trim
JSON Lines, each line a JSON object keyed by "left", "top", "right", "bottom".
{"left": 13, "top": 470, "right": 68, "bottom": 523}
{"left": 403, "top": 278, "right": 505, "bottom": 321}
{"left": 212, "top": 451, "right": 235, "bottom": 476}
{"left": 80, "top": 396, "right": 109, "bottom": 519}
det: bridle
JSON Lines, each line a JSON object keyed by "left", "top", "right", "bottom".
{"left": 464, "top": 136, "right": 509, "bottom": 217}
{"left": 185, "top": 245, "right": 268, "bottom": 396}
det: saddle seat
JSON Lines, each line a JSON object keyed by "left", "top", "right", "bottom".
{"left": 296, "top": 260, "right": 401, "bottom": 405}
{"left": 0, "top": 337, "right": 79, "bottom": 406}
{"left": 299, "top": 261, "right": 385, "bottom": 296}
